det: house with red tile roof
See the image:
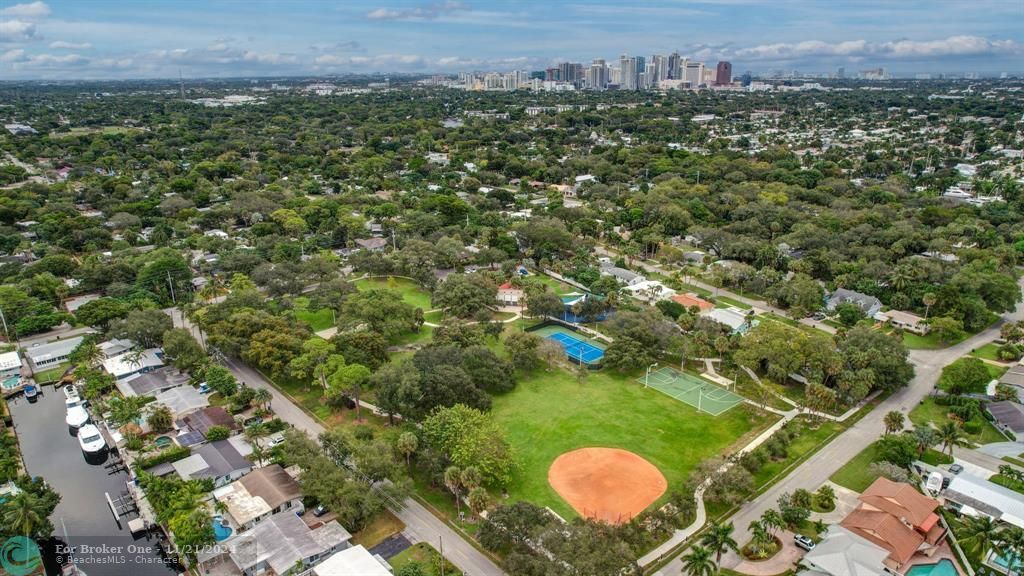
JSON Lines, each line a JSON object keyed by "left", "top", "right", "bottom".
{"left": 839, "top": 478, "right": 947, "bottom": 572}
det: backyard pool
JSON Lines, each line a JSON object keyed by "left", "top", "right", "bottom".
{"left": 2, "top": 375, "right": 20, "bottom": 390}
{"left": 212, "top": 516, "right": 233, "bottom": 542}
{"left": 992, "top": 551, "right": 1022, "bottom": 573}
{"left": 906, "top": 559, "right": 958, "bottom": 576}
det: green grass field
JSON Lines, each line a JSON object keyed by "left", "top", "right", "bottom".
{"left": 830, "top": 442, "right": 881, "bottom": 492}
{"left": 903, "top": 331, "right": 967, "bottom": 350}
{"left": 969, "top": 343, "right": 1005, "bottom": 362}
{"left": 490, "top": 366, "right": 776, "bottom": 519}
{"left": 32, "top": 363, "right": 70, "bottom": 383}
{"left": 388, "top": 543, "right": 457, "bottom": 575}
{"left": 354, "top": 276, "right": 433, "bottom": 310}
{"left": 294, "top": 308, "right": 335, "bottom": 331}
{"left": 909, "top": 397, "right": 1008, "bottom": 445}
{"left": 714, "top": 295, "right": 752, "bottom": 310}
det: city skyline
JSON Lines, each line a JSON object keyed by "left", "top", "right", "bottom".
{"left": 1, "top": 0, "right": 1022, "bottom": 80}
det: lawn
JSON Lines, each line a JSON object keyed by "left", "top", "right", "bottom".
{"left": 490, "top": 365, "right": 777, "bottom": 519}
{"left": 970, "top": 343, "right": 1005, "bottom": 362}
{"left": 990, "top": 474, "right": 1024, "bottom": 496}
{"left": 354, "top": 276, "right": 433, "bottom": 310}
{"left": 294, "top": 308, "right": 335, "bottom": 332}
{"left": 751, "top": 418, "right": 844, "bottom": 489}
{"left": 909, "top": 397, "right": 1009, "bottom": 445}
{"left": 903, "top": 331, "right": 967, "bottom": 350}
{"left": 525, "top": 273, "right": 578, "bottom": 295}
{"left": 350, "top": 510, "right": 405, "bottom": 548}
{"left": 33, "top": 363, "right": 70, "bottom": 383}
{"left": 388, "top": 543, "right": 457, "bottom": 576}
{"left": 714, "top": 295, "right": 752, "bottom": 310}
{"left": 830, "top": 442, "right": 881, "bottom": 492}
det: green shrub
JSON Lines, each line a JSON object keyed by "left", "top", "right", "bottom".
{"left": 205, "top": 426, "right": 231, "bottom": 441}
{"left": 135, "top": 446, "right": 191, "bottom": 469}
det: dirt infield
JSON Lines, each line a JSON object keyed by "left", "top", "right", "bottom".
{"left": 547, "top": 447, "right": 668, "bottom": 524}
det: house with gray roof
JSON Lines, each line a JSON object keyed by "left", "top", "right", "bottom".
{"left": 599, "top": 262, "right": 646, "bottom": 286}
{"left": 826, "top": 288, "right": 882, "bottom": 318}
{"left": 167, "top": 440, "right": 253, "bottom": 487}
{"left": 25, "top": 336, "right": 84, "bottom": 371}
{"left": 987, "top": 401, "right": 1024, "bottom": 440}
{"left": 197, "top": 510, "right": 351, "bottom": 576}
{"left": 944, "top": 474, "right": 1024, "bottom": 529}
{"left": 803, "top": 525, "right": 890, "bottom": 576}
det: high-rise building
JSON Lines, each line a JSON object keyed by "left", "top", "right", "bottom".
{"left": 652, "top": 54, "right": 669, "bottom": 84}
{"left": 558, "top": 62, "right": 583, "bottom": 85}
{"left": 619, "top": 54, "right": 637, "bottom": 90}
{"left": 684, "top": 60, "right": 704, "bottom": 87}
{"left": 586, "top": 59, "right": 608, "bottom": 90}
{"left": 836, "top": 66, "right": 845, "bottom": 79}
{"left": 667, "top": 52, "right": 682, "bottom": 80}
{"left": 715, "top": 61, "right": 732, "bottom": 85}
{"left": 545, "top": 67, "right": 559, "bottom": 82}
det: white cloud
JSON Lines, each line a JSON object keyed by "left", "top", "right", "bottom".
{"left": 0, "top": 20, "right": 38, "bottom": 42}
{"left": 0, "top": 48, "right": 27, "bottom": 62}
{"left": 49, "top": 40, "right": 92, "bottom": 50}
{"left": 733, "top": 35, "right": 1021, "bottom": 61}
{"left": 315, "top": 52, "right": 425, "bottom": 69}
{"left": 0, "top": 1, "right": 50, "bottom": 19}
{"left": 28, "top": 52, "right": 88, "bottom": 65}
{"left": 366, "top": 0, "right": 467, "bottom": 21}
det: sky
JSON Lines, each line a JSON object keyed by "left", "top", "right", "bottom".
{"left": 1, "top": 0, "right": 1022, "bottom": 80}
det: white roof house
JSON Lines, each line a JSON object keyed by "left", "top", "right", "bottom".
{"left": 703, "top": 308, "right": 757, "bottom": 334}
{"left": 152, "top": 386, "right": 209, "bottom": 418}
{"left": 314, "top": 545, "right": 392, "bottom": 576}
{"left": 945, "top": 475, "right": 1024, "bottom": 529}
{"left": 622, "top": 280, "right": 677, "bottom": 302}
{"left": 0, "top": 351, "right": 21, "bottom": 378}
{"left": 804, "top": 525, "right": 890, "bottom": 576}
{"left": 101, "top": 348, "right": 164, "bottom": 379}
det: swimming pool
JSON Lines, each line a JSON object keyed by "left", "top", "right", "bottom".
{"left": 212, "top": 516, "right": 233, "bottom": 542}
{"left": 906, "top": 559, "right": 958, "bottom": 576}
{"left": 992, "top": 551, "right": 1022, "bottom": 572}
{"left": 2, "top": 376, "right": 20, "bottom": 390}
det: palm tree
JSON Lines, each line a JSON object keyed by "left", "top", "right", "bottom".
{"left": 922, "top": 293, "right": 937, "bottom": 319}
{"left": 681, "top": 545, "right": 717, "bottom": 576}
{"left": 996, "top": 526, "right": 1024, "bottom": 574}
{"left": 444, "top": 466, "right": 463, "bottom": 517}
{"left": 701, "top": 521, "right": 739, "bottom": 566}
{"left": 884, "top": 410, "right": 905, "bottom": 435}
{"left": 2, "top": 491, "right": 46, "bottom": 537}
{"left": 460, "top": 466, "right": 482, "bottom": 493}
{"left": 467, "top": 487, "right": 490, "bottom": 519}
{"left": 252, "top": 388, "right": 273, "bottom": 413}
{"left": 245, "top": 422, "right": 269, "bottom": 467}
{"left": 747, "top": 520, "right": 775, "bottom": 559}
{"left": 815, "top": 485, "right": 836, "bottom": 510}
{"left": 913, "top": 426, "right": 938, "bottom": 456}
{"left": 938, "top": 421, "right": 967, "bottom": 457}
{"left": 960, "top": 516, "right": 1000, "bottom": 559}
{"left": 396, "top": 432, "right": 418, "bottom": 468}
{"left": 760, "top": 509, "right": 784, "bottom": 536}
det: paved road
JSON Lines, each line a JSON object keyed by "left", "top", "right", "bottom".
{"left": 654, "top": 280, "right": 1024, "bottom": 576}
{"left": 164, "top": 306, "right": 505, "bottom": 576}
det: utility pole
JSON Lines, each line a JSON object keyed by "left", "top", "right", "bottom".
{"left": 439, "top": 536, "right": 445, "bottom": 576}
{"left": 166, "top": 271, "right": 176, "bottom": 305}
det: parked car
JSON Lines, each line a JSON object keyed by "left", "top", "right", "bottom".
{"left": 267, "top": 432, "right": 286, "bottom": 447}
{"left": 312, "top": 504, "right": 328, "bottom": 517}
{"left": 949, "top": 464, "right": 963, "bottom": 475}
{"left": 244, "top": 416, "right": 263, "bottom": 428}
{"left": 794, "top": 534, "right": 816, "bottom": 551}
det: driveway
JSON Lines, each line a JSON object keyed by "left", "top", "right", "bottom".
{"left": 977, "top": 442, "right": 1024, "bottom": 459}
{"left": 722, "top": 530, "right": 806, "bottom": 576}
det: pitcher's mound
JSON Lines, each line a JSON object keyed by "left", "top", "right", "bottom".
{"left": 548, "top": 447, "right": 667, "bottom": 524}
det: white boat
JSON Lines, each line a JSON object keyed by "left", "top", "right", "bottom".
{"left": 66, "top": 405, "right": 90, "bottom": 428}
{"left": 77, "top": 424, "right": 106, "bottom": 453}
{"left": 63, "top": 385, "right": 80, "bottom": 402}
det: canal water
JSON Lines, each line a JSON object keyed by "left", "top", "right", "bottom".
{"left": 8, "top": 387, "right": 181, "bottom": 576}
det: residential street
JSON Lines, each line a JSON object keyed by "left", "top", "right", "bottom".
{"left": 654, "top": 280, "right": 1024, "bottom": 576}
{"left": 164, "top": 306, "right": 506, "bottom": 576}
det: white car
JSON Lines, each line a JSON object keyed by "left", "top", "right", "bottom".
{"left": 66, "top": 405, "right": 90, "bottom": 428}
{"left": 77, "top": 424, "right": 107, "bottom": 454}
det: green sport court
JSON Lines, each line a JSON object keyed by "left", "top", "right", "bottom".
{"left": 637, "top": 366, "right": 745, "bottom": 416}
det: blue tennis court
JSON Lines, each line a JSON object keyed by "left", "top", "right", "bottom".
{"left": 546, "top": 331, "right": 606, "bottom": 365}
